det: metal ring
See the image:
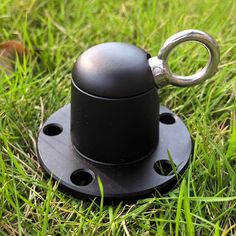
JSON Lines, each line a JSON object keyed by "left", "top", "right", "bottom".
{"left": 157, "top": 29, "right": 220, "bottom": 87}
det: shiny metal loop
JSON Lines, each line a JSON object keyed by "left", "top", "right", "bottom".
{"left": 149, "top": 29, "right": 220, "bottom": 87}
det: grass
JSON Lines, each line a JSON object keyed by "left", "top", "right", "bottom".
{"left": 0, "top": 0, "right": 235, "bottom": 235}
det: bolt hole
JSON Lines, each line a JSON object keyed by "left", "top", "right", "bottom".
{"left": 43, "top": 123, "right": 63, "bottom": 136}
{"left": 71, "top": 169, "right": 94, "bottom": 186}
{"left": 154, "top": 160, "right": 176, "bottom": 176}
{"left": 160, "top": 113, "right": 176, "bottom": 124}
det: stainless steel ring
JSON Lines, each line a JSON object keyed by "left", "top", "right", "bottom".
{"left": 149, "top": 29, "right": 220, "bottom": 87}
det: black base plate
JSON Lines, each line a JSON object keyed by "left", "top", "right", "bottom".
{"left": 37, "top": 104, "right": 192, "bottom": 202}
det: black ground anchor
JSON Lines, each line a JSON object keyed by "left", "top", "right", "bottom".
{"left": 37, "top": 30, "right": 220, "bottom": 202}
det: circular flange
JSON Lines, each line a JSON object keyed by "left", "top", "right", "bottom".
{"left": 37, "top": 104, "right": 192, "bottom": 202}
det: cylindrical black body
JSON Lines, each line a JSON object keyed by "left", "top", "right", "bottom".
{"left": 71, "top": 42, "right": 159, "bottom": 165}
{"left": 71, "top": 83, "right": 159, "bottom": 164}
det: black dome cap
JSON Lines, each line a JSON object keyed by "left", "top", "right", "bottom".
{"left": 72, "top": 42, "right": 155, "bottom": 98}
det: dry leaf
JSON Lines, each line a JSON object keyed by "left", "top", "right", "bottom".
{"left": 0, "top": 40, "right": 27, "bottom": 74}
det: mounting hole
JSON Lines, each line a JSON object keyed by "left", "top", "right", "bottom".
{"left": 43, "top": 123, "right": 63, "bottom": 136}
{"left": 154, "top": 160, "right": 176, "bottom": 176}
{"left": 160, "top": 113, "right": 176, "bottom": 124}
{"left": 71, "top": 169, "right": 94, "bottom": 186}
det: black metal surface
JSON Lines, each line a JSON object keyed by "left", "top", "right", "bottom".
{"left": 37, "top": 104, "right": 192, "bottom": 202}
{"left": 71, "top": 84, "right": 159, "bottom": 165}
{"left": 72, "top": 42, "right": 155, "bottom": 98}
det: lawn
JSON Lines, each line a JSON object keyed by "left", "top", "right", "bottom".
{"left": 0, "top": 0, "right": 236, "bottom": 235}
